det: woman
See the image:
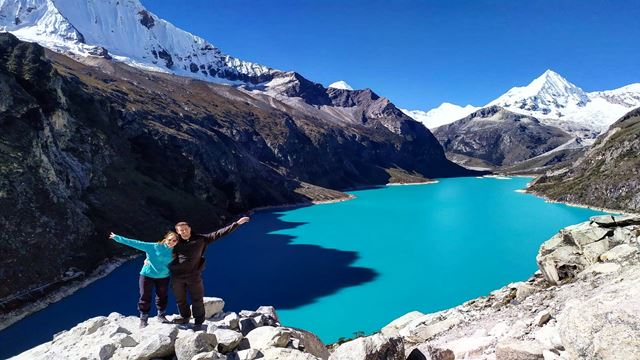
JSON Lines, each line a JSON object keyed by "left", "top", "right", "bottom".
{"left": 109, "top": 231, "right": 178, "bottom": 327}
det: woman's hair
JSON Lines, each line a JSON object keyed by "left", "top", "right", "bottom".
{"left": 158, "top": 231, "right": 178, "bottom": 244}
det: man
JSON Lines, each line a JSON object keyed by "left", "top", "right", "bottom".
{"left": 170, "top": 216, "right": 250, "bottom": 330}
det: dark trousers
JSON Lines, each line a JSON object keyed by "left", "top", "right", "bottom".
{"left": 172, "top": 273, "right": 205, "bottom": 324}
{"left": 138, "top": 275, "right": 170, "bottom": 315}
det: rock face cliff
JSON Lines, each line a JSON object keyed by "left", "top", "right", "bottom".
{"left": 15, "top": 215, "right": 640, "bottom": 360}
{"left": 433, "top": 106, "right": 573, "bottom": 169}
{"left": 0, "top": 33, "right": 471, "bottom": 309}
{"left": 530, "top": 107, "right": 640, "bottom": 213}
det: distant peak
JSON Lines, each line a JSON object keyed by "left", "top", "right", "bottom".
{"left": 328, "top": 80, "right": 354, "bottom": 91}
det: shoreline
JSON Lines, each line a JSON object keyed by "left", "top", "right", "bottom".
{"left": 525, "top": 188, "right": 638, "bottom": 216}
{"left": 0, "top": 254, "right": 137, "bottom": 332}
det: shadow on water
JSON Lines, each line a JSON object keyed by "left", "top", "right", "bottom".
{"left": 202, "top": 208, "right": 378, "bottom": 310}
{"left": 0, "top": 207, "right": 377, "bottom": 358}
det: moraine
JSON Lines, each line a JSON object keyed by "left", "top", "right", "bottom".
{"left": 0, "top": 177, "right": 609, "bottom": 358}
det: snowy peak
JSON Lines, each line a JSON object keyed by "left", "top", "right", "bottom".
{"left": 328, "top": 80, "right": 354, "bottom": 90}
{"left": 401, "top": 102, "right": 479, "bottom": 129}
{"left": 0, "top": 0, "right": 281, "bottom": 84}
{"left": 489, "top": 69, "right": 589, "bottom": 117}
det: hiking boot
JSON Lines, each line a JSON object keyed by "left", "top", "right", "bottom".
{"left": 156, "top": 313, "right": 169, "bottom": 324}
{"left": 171, "top": 316, "right": 190, "bottom": 325}
{"left": 139, "top": 314, "right": 149, "bottom": 328}
{"left": 192, "top": 323, "right": 205, "bottom": 332}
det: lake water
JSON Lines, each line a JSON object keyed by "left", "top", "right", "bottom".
{"left": 0, "top": 177, "right": 608, "bottom": 357}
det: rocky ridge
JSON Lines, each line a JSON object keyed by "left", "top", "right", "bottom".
{"left": 529, "top": 107, "right": 640, "bottom": 213}
{"left": 433, "top": 106, "right": 573, "bottom": 169}
{"left": 14, "top": 215, "right": 640, "bottom": 360}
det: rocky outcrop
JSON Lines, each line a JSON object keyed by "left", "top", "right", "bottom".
{"left": 13, "top": 301, "right": 326, "bottom": 360}
{"left": 530, "top": 107, "right": 640, "bottom": 213}
{"left": 433, "top": 106, "right": 573, "bottom": 169}
{"left": 0, "top": 33, "right": 475, "bottom": 310}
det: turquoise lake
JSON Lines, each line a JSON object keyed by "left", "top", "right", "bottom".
{"left": 0, "top": 177, "right": 608, "bottom": 357}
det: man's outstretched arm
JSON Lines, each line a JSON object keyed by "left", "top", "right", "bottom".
{"left": 204, "top": 216, "right": 250, "bottom": 244}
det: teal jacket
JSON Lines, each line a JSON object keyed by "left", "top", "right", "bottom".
{"left": 113, "top": 235, "right": 173, "bottom": 279}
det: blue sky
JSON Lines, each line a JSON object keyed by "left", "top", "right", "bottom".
{"left": 141, "top": 0, "right": 640, "bottom": 110}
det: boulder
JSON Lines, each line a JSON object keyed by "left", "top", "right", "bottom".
{"left": 287, "top": 327, "right": 330, "bottom": 360}
{"left": 211, "top": 312, "right": 240, "bottom": 330}
{"left": 128, "top": 331, "right": 178, "bottom": 360}
{"left": 191, "top": 351, "right": 228, "bottom": 360}
{"left": 328, "top": 333, "right": 404, "bottom": 360}
{"left": 174, "top": 332, "right": 218, "bottom": 360}
{"left": 599, "top": 244, "right": 638, "bottom": 262}
{"left": 581, "top": 238, "right": 610, "bottom": 264}
{"left": 495, "top": 340, "right": 544, "bottom": 360}
{"left": 212, "top": 328, "right": 244, "bottom": 353}
{"left": 590, "top": 215, "right": 616, "bottom": 227}
{"left": 533, "top": 310, "right": 551, "bottom": 327}
{"left": 513, "top": 282, "right": 537, "bottom": 302}
{"left": 557, "top": 271, "right": 640, "bottom": 359}
{"left": 533, "top": 325, "right": 563, "bottom": 350}
{"left": 227, "top": 349, "right": 261, "bottom": 360}
{"left": 244, "top": 326, "right": 291, "bottom": 351}
{"left": 399, "top": 312, "right": 462, "bottom": 342}
{"left": 256, "top": 305, "right": 281, "bottom": 324}
{"left": 260, "top": 347, "right": 321, "bottom": 360}
{"left": 381, "top": 311, "right": 424, "bottom": 337}
{"left": 563, "top": 223, "right": 610, "bottom": 248}
{"left": 201, "top": 297, "right": 226, "bottom": 318}
{"left": 441, "top": 335, "right": 494, "bottom": 359}
{"left": 577, "top": 262, "right": 621, "bottom": 278}
{"left": 537, "top": 246, "right": 588, "bottom": 285}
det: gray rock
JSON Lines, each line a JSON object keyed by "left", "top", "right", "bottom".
{"left": 599, "top": 244, "right": 638, "bottom": 262}
{"left": 212, "top": 328, "right": 243, "bottom": 353}
{"left": 226, "top": 349, "right": 261, "bottom": 360}
{"left": 407, "top": 347, "right": 454, "bottom": 360}
{"left": 496, "top": 340, "right": 544, "bottom": 360}
{"left": 201, "top": 297, "right": 225, "bottom": 318}
{"left": 381, "top": 311, "right": 424, "bottom": 337}
{"left": 533, "top": 310, "right": 552, "bottom": 326}
{"left": 256, "top": 305, "right": 280, "bottom": 324}
{"left": 590, "top": 215, "right": 616, "bottom": 227}
{"left": 557, "top": 272, "right": 640, "bottom": 359}
{"left": 244, "top": 326, "right": 291, "bottom": 351}
{"left": 128, "top": 332, "right": 177, "bottom": 360}
{"left": 191, "top": 350, "right": 228, "bottom": 360}
{"left": 175, "top": 332, "right": 218, "bottom": 360}
{"left": 399, "top": 312, "right": 462, "bottom": 342}
{"left": 239, "top": 310, "right": 258, "bottom": 318}
{"left": 287, "top": 327, "right": 330, "bottom": 360}
{"left": 563, "top": 223, "right": 610, "bottom": 248}
{"left": 328, "top": 333, "right": 404, "bottom": 360}
{"left": 260, "top": 347, "right": 321, "bottom": 360}
{"left": 533, "top": 325, "right": 563, "bottom": 350}
{"left": 513, "top": 282, "right": 537, "bottom": 302}
{"left": 581, "top": 238, "right": 610, "bottom": 264}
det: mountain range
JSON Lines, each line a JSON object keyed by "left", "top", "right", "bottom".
{"left": 405, "top": 70, "right": 640, "bottom": 143}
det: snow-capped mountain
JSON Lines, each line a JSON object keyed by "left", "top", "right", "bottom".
{"left": 487, "top": 70, "right": 640, "bottom": 138}
{"left": 0, "top": 0, "right": 280, "bottom": 84}
{"left": 401, "top": 103, "right": 479, "bottom": 129}
{"left": 406, "top": 70, "right": 640, "bottom": 140}
{"left": 328, "top": 80, "right": 354, "bottom": 90}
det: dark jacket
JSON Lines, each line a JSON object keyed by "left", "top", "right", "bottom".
{"left": 169, "top": 221, "right": 239, "bottom": 277}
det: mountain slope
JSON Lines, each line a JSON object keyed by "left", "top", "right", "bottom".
{"left": 529, "top": 107, "right": 640, "bottom": 212}
{"left": 433, "top": 106, "right": 573, "bottom": 168}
